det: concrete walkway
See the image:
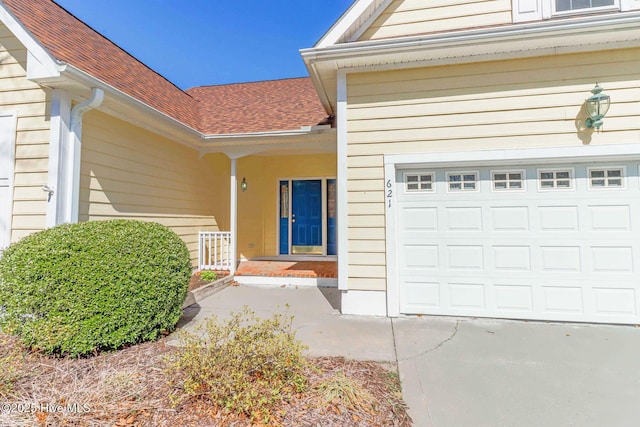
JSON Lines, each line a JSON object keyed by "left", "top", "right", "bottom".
{"left": 174, "top": 284, "right": 640, "bottom": 427}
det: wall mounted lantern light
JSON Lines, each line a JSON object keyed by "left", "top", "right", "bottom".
{"left": 585, "top": 83, "right": 610, "bottom": 129}
{"left": 241, "top": 177, "right": 248, "bottom": 192}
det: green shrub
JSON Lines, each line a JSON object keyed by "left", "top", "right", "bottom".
{"left": 0, "top": 219, "right": 191, "bottom": 357}
{"left": 168, "top": 306, "right": 308, "bottom": 423}
{"left": 199, "top": 270, "right": 217, "bottom": 282}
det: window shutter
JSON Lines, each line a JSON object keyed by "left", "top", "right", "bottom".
{"left": 512, "top": 0, "right": 543, "bottom": 22}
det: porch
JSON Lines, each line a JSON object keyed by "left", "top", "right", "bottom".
{"left": 198, "top": 231, "right": 337, "bottom": 286}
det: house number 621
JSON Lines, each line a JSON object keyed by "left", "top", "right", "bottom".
{"left": 386, "top": 180, "right": 393, "bottom": 208}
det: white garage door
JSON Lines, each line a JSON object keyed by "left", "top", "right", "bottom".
{"left": 396, "top": 161, "right": 640, "bottom": 324}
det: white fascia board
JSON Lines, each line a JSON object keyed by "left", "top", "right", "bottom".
{"left": 385, "top": 143, "right": 640, "bottom": 169}
{"left": 346, "top": 0, "right": 394, "bottom": 43}
{"left": 61, "top": 65, "right": 202, "bottom": 147}
{"left": 203, "top": 126, "right": 332, "bottom": 140}
{"left": 305, "top": 11, "right": 640, "bottom": 64}
{"left": 0, "top": 4, "right": 63, "bottom": 80}
{"left": 315, "top": 0, "right": 378, "bottom": 48}
{"left": 302, "top": 59, "right": 335, "bottom": 115}
{"left": 200, "top": 128, "right": 336, "bottom": 158}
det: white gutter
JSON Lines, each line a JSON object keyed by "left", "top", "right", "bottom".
{"left": 64, "top": 88, "right": 104, "bottom": 223}
{"left": 302, "top": 11, "right": 640, "bottom": 62}
{"left": 59, "top": 65, "right": 203, "bottom": 145}
{"left": 202, "top": 125, "right": 333, "bottom": 141}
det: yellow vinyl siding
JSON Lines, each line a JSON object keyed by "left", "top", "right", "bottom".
{"left": 235, "top": 154, "right": 337, "bottom": 260}
{"left": 359, "top": 0, "right": 511, "bottom": 41}
{"left": 0, "top": 24, "right": 50, "bottom": 242}
{"left": 346, "top": 47, "right": 640, "bottom": 292}
{"left": 80, "top": 111, "right": 223, "bottom": 265}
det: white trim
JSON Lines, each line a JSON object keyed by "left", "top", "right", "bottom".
{"left": 386, "top": 143, "right": 640, "bottom": 168}
{"left": 537, "top": 167, "right": 575, "bottom": 192}
{"left": 552, "top": 0, "right": 619, "bottom": 16}
{"left": 587, "top": 165, "right": 627, "bottom": 190}
{"left": 341, "top": 290, "right": 387, "bottom": 316}
{"left": 336, "top": 70, "right": 349, "bottom": 291}
{"left": 403, "top": 171, "right": 436, "bottom": 193}
{"left": 234, "top": 275, "right": 337, "bottom": 288}
{"left": 621, "top": 0, "right": 640, "bottom": 10}
{"left": 384, "top": 161, "right": 399, "bottom": 317}
{"left": 46, "top": 89, "right": 71, "bottom": 228}
{"left": 316, "top": 0, "right": 379, "bottom": 48}
{"left": 347, "top": 0, "right": 395, "bottom": 42}
{"left": 490, "top": 169, "right": 527, "bottom": 192}
{"left": 305, "top": 11, "right": 640, "bottom": 62}
{"left": 0, "top": 111, "right": 17, "bottom": 250}
{"left": 230, "top": 158, "right": 238, "bottom": 275}
{"left": 0, "top": 4, "right": 62, "bottom": 81}
{"left": 446, "top": 170, "right": 480, "bottom": 192}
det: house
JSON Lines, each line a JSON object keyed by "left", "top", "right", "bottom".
{"left": 1, "top": 0, "right": 639, "bottom": 324}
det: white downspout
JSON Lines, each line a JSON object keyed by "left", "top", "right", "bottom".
{"left": 229, "top": 157, "right": 238, "bottom": 274}
{"left": 66, "top": 88, "right": 104, "bottom": 223}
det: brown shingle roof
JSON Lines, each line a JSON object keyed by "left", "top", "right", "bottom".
{"left": 2, "top": 0, "right": 201, "bottom": 130}
{"left": 187, "top": 77, "right": 330, "bottom": 135}
{"left": 1, "top": 0, "right": 330, "bottom": 135}
{"left": 3, "top": 0, "right": 199, "bottom": 129}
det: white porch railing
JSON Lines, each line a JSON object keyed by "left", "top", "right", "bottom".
{"left": 198, "top": 231, "right": 232, "bottom": 270}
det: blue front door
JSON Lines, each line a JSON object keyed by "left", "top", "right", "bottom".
{"left": 292, "top": 180, "right": 322, "bottom": 254}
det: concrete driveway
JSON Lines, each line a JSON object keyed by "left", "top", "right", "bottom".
{"left": 176, "top": 284, "right": 640, "bottom": 427}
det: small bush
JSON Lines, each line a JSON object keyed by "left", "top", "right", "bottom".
{"left": 0, "top": 219, "right": 191, "bottom": 357}
{"left": 199, "top": 271, "right": 217, "bottom": 282}
{"left": 316, "top": 370, "right": 374, "bottom": 411}
{"left": 168, "top": 306, "right": 308, "bottom": 423}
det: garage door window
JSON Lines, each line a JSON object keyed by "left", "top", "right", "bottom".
{"left": 538, "top": 169, "right": 573, "bottom": 190}
{"left": 589, "top": 167, "right": 624, "bottom": 189}
{"left": 405, "top": 173, "right": 434, "bottom": 192}
{"left": 492, "top": 170, "right": 525, "bottom": 191}
{"left": 447, "top": 172, "right": 478, "bottom": 192}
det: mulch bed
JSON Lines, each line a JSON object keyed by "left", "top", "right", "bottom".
{"left": 188, "top": 271, "right": 230, "bottom": 292}
{"left": 0, "top": 333, "right": 412, "bottom": 426}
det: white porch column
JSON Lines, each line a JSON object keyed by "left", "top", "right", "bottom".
{"left": 336, "top": 70, "right": 349, "bottom": 291}
{"left": 46, "top": 89, "right": 71, "bottom": 228}
{"left": 230, "top": 157, "right": 238, "bottom": 274}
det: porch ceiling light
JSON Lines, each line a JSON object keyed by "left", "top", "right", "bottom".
{"left": 241, "top": 177, "right": 248, "bottom": 192}
{"left": 585, "top": 83, "right": 610, "bottom": 129}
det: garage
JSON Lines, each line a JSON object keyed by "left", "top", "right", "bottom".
{"left": 388, "top": 149, "right": 640, "bottom": 324}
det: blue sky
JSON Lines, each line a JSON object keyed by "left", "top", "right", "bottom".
{"left": 54, "top": 1, "right": 354, "bottom": 89}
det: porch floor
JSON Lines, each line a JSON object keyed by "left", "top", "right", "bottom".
{"left": 234, "top": 260, "right": 337, "bottom": 278}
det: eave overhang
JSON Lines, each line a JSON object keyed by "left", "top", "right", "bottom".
{"left": 301, "top": 11, "right": 640, "bottom": 114}
{"left": 200, "top": 126, "right": 336, "bottom": 158}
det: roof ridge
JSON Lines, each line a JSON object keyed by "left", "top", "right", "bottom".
{"left": 188, "top": 76, "right": 310, "bottom": 91}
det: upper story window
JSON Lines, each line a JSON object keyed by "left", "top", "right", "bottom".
{"left": 555, "top": 0, "right": 616, "bottom": 12}
{"left": 512, "top": 0, "right": 628, "bottom": 23}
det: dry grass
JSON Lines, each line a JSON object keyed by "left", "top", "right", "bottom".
{"left": 0, "top": 332, "right": 411, "bottom": 426}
